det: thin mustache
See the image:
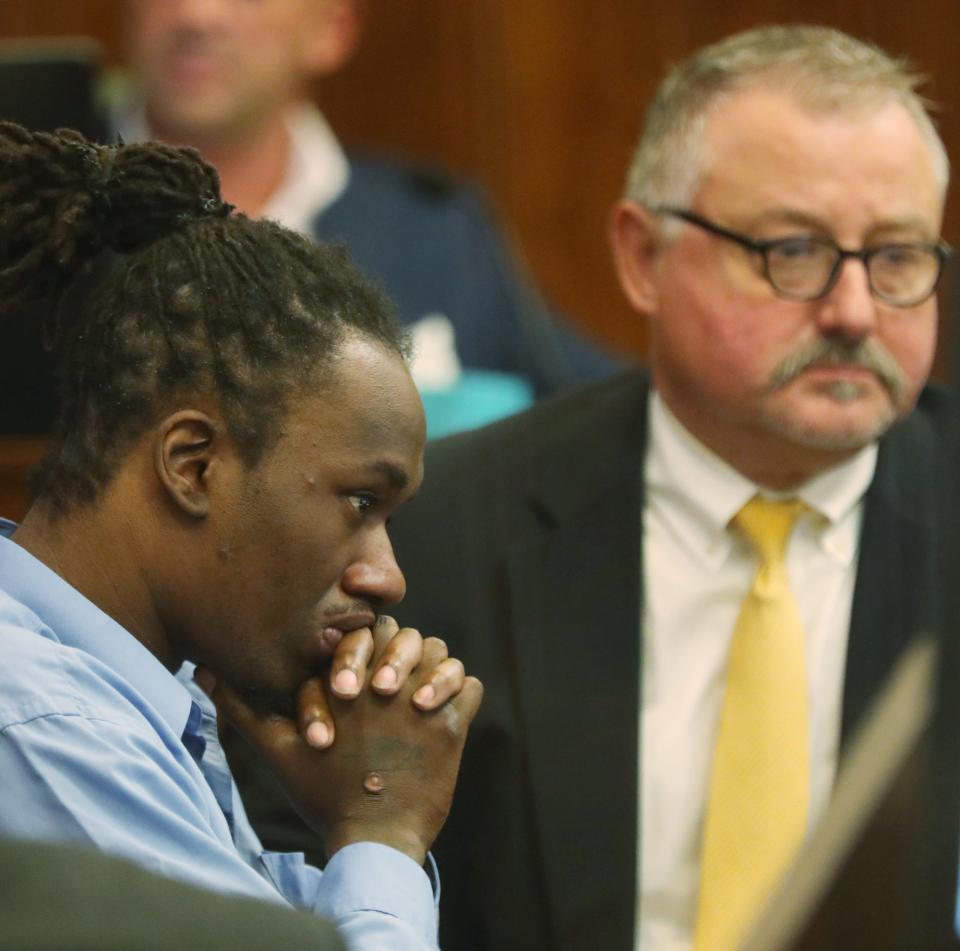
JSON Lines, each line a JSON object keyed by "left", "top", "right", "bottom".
{"left": 768, "top": 338, "right": 905, "bottom": 399}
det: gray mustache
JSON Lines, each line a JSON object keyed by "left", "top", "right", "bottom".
{"left": 768, "top": 338, "right": 905, "bottom": 401}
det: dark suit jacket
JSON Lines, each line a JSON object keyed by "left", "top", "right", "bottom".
{"left": 388, "top": 369, "right": 953, "bottom": 951}
{"left": 0, "top": 837, "right": 344, "bottom": 951}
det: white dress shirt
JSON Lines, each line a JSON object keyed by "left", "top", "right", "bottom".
{"left": 638, "top": 392, "right": 878, "bottom": 951}
{"left": 259, "top": 104, "right": 349, "bottom": 235}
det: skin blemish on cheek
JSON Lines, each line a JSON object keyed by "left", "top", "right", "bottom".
{"left": 363, "top": 772, "right": 386, "bottom": 795}
{"left": 303, "top": 474, "right": 317, "bottom": 488}
{"left": 217, "top": 543, "right": 233, "bottom": 562}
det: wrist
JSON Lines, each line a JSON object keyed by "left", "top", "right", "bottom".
{"left": 324, "top": 821, "right": 428, "bottom": 866}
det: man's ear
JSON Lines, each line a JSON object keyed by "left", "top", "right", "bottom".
{"left": 154, "top": 411, "right": 222, "bottom": 519}
{"left": 300, "top": 0, "right": 365, "bottom": 77}
{"left": 609, "top": 200, "right": 666, "bottom": 316}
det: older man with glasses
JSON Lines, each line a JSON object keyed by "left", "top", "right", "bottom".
{"left": 232, "top": 23, "right": 959, "bottom": 951}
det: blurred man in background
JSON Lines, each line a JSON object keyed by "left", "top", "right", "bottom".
{"left": 120, "top": 0, "right": 620, "bottom": 437}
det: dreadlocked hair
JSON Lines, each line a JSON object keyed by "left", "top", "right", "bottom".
{"left": 0, "top": 121, "right": 407, "bottom": 517}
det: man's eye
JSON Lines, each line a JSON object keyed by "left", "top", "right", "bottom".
{"left": 771, "top": 237, "right": 820, "bottom": 260}
{"left": 348, "top": 493, "right": 377, "bottom": 516}
{"left": 874, "top": 244, "right": 923, "bottom": 267}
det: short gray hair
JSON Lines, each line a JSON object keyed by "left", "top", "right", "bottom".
{"left": 624, "top": 24, "right": 949, "bottom": 208}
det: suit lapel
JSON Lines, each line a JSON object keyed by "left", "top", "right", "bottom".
{"left": 841, "top": 410, "right": 943, "bottom": 749}
{"left": 504, "top": 375, "right": 649, "bottom": 949}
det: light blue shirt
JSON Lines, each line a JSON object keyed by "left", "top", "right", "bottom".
{"left": 0, "top": 520, "right": 439, "bottom": 949}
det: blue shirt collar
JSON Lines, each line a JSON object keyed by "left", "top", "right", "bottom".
{"left": 0, "top": 519, "right": 195, "bottom": 741}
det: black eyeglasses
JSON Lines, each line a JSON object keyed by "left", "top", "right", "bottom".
{"left": 654, "top": 207, "right": 952, "bottom": 308}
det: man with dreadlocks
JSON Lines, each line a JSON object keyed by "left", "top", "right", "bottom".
{"left": 0, "top": 121, "right": 482, "bottom": 949}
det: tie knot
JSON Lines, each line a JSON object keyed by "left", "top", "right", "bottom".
{"left": 733, "top": 496, "right": 805, "bottom": 566}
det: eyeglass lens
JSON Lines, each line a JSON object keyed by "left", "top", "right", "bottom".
{"left": 765, "top": 239, "right": 941, "bottom": 304}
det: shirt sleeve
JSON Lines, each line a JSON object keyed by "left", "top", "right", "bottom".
{"left": 0, "top": 712, "right": 440, "bottom": 949}
{"left": 261, "top": 844, "right": 440, "bottom": 950}
{"left": 0, "top": 710, "right": 284, "bottom": 901}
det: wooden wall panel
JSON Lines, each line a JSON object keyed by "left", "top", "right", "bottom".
{"left": 0, "top": 0, "right": 124, "bottom": 55}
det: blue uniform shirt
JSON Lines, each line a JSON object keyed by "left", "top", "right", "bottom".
{"left": 0, "top": 519, "right": 439, "bottom": 949}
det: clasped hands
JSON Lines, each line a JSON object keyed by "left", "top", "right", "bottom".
{"left": 196, "top": 616, "right": 483, "bottom": 865}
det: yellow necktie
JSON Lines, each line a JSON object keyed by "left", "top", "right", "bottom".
{"left": 694, "top": 497, "right": 810, "bottom": 951}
